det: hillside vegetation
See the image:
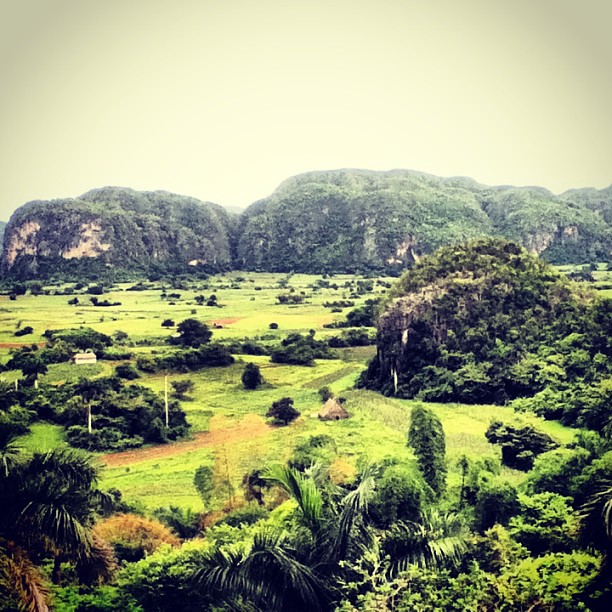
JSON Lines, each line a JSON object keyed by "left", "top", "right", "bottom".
{"left": 1, "top": 187, "right": 235, "bottom": 279}
{"left": 360, "top": 240, "right": 612, "bottom": 431}
{"left": 237, "top": 170, "right": 611, "bottom": 272}
{"left": 2, "top": 170, "right": 611, "bottom": 279}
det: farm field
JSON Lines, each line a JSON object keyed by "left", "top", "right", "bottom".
{"left": 5, "top": 270, "right": 580, "bottom": 513}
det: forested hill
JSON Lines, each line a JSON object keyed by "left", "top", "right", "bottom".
{"left": 237, "top": 170, "right": 611, "bottom": 272}
{"left": 1, "top": 187, "right": 235, "bottom": 278}
{"left": 0, "top": 221, "right": 5, "bottom": 247}
{"left": 2, "top": 170, "right": 611, "bottom": 278}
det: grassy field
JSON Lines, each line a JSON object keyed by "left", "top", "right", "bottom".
{"left": 4, "top": 271, "right": 583, "bottom": 513}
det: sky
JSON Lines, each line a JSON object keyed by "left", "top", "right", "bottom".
{"left": 1, "top": 0, "right": 611, "bottom": 220}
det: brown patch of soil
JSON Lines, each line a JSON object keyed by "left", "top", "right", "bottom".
{"left": 0, "top": 342, "right": 46, "bottom": 349}
{"left": 210, "top": 317, "right": 242, "bottom": 325}
{"left": 102, "top": 413, "right": 271, "bottom": 468}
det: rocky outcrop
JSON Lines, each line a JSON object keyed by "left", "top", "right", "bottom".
{"left": 1, "top": 188, "right": 234, "bottom": 278}
{"left": 2, "top": 171, "right": 610, "bottom": 278}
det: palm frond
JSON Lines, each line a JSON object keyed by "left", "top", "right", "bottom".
{"left": 327, "top": 470, "right": 376, "bottom": 564}
{"left": 579, "top": 478, "right": 612, "bottom": 543}
{"left": 197, "top": 528, "right": 329, "bottom": 612}
{"left": 385, "top": 509, "right": 468, "bottom": 575}
{"left": 0, "top": 540, "right": 50, "bottom": 612}
{"left": 17, "top": 501, "right": 93, "bottom": 556}
{"left": 264, "top": 465, "right": 323, "bottom": 533}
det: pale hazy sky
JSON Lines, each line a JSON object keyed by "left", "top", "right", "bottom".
{"left": 1, "top": 0, "right": 611, "bottom": 220}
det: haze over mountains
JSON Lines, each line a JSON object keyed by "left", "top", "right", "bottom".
{"left": 2, "top": 169, "right": 611, "bottom": 278}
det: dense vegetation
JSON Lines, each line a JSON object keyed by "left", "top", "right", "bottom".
{"left": 360, "top": 240, "right": 612, "bottom": 423}
{"left": 236, "top": 170, "right": 611, "bottom": 273}
{"left": 0, "top": 257, "right": 611, "bottom": 610}
{"left": 1, "top": 187, "right": 234, "bottom": 279}
{"left": 3, "top": 170, "right": 611, "bottom": 280}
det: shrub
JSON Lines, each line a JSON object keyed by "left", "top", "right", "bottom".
{"left": 266, "top": 397, "right": 300, "bottom": 425}
{"left": 241, "top": 363, "right": 263, "bottom": 390}
{"left": 370, "top": 463, "right": 426, "bottom": 528}
{"left": 152, "top": 506, "right": 201, "bottom": 539}
{"left": 93, "top": 514, "right": 180, "bottom": 563}
{"left": 318, "top": 386, "right": 333, "bottom": 402}
{"left": 115, "top": 364, "right": 140, "bottom": 380}
{"left": 14, "top": 326, "right": 33, "bottom": 337}
{"left": 485, "top": 420, "right": 558, "bottom": 470}
{"left": 171, "top": 379, "right": 195, "bottom": 399}
{"left": 217, "top": 504, "right": 269, "bottom": 527}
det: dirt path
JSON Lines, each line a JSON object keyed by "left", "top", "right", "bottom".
{"left": 102, "top": 414, "right": 272, "bottom": 468}
{"left": 0, "top": 342, "right": 46, "bottom": 349}
{"left": 210, "top": 317, "right": 242, "bottom": 325}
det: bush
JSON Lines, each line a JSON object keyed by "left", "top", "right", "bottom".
{"left": 171, "top": 379, "right": 194, "bottom": 399}
{"left": 269, "top": 322, "right": 279, "bottom": 329}
{"left": 370, "top": 463, "right": 426, "bottom": 528}
{"left": 266, "top": 397, "right": 300, "bottom": 425}
{"left": 217, "top": 503, "right": 269, "bottom": 527}
{"left": 242, "top": 363, "right": 263, "bottom": 390}
{"left": 14, "top": 326, "right": 33, "bottom": 337}
{"left": 152, "top": 506, "right": 201, "bottom": 539}
{"left": 161, "top": 319, "right": 175, "bottom": 327}
{"left": 318, "top": 386, "right": 333, "bottom": 402}
{"left": 485, "top": 420, "right": 558, "bottom": 471}
{"left": 93, "top": 514, "right": 180, "bottom": 563}
{"left": 115, "top": 364, "right": 140, "bottom": 380}
{"left": 473, "top": 473, "right": 520, "bottom": 532}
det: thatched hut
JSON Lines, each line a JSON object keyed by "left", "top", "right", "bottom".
{"left": 318, "top": 398, "right": 349, "bottom": 421}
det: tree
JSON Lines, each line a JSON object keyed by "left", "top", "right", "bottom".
{"left": 115, "top": 364, "right": 140, "bottom": 380}
{"left": 174, "top": 319, "right": 212, "bottom": 347}
{"left": 408, "top": 405, "right": 447, "bottom": 496}
{"left": 485, "top": 420, "right": 558, "bottom": 471}
{"left": 318, "top": 386, "right": 333, "bottom": 402}
{"left": 242, "top": 363, "right": 263, "bottom": 390}
{"left": 0, "top": 443, "right": 111, "bottom": 610}
{"left": 19, "top": 353, "right": 48, "bottom": 387}
{"left": 171, "top": 380, "right": 194, "bottom": 399}
{"left": 161, "top": 319, "right": 175, "bottom": 327}
{"left": 266, "top": 397, "right": 300, "bottom": 425}
{"left": 193, "top": 465, "right": 214, "bottom": 508}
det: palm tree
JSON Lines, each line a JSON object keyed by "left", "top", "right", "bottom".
{"left": 580, "top": 478, "right": 612, "bottom": 545}
{"left": 198, "top": 528, "right": 329, "bottom": 612}
{"left": 197, "top": 464, "right": 469, "bottom": 610}
{"left": 0, "top": 439, "right": 111, "bottom": 610}
{"left": 579, "top": 478, "right": 612, "bottom": 607}
{"left": 382, "top": 508, "right": 469, "bottom": 575}
{"left": 196, "top": 464, "right": 376, "bottom": 611}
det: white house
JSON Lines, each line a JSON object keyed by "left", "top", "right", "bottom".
{"left": 73, "top": 352, "right": 97, "bottom": 365}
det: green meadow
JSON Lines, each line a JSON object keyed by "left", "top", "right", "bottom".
{"left": 5, "top": 271, "right": 580, "bottom": 512}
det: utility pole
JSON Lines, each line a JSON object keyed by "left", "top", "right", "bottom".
{"left": 164, "top": 374, "right": 169, "bottom": 427}
{"left": 87, "top": 401, "right": 92, "bottom": 434}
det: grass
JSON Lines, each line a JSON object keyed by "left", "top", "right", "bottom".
{"left": 17, "top": 423, "right": 66, "bottom": 453}
{"left": 6, "top": 271, "right": 585, "bottom": 512}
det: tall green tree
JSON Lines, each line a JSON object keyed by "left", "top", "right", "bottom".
{"left": 408, "top": 405, "right": 447, "bottom": 496}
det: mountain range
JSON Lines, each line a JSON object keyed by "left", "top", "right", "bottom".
{"left": 2, "top": 169, "right": 610, "bottom": 278}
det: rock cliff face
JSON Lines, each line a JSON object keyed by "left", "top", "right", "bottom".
{"left": 2, "top": 171, "right": 611, "bottom": 279}
{"left": 1, "top": 188, "right": 235, "bottom": 278}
